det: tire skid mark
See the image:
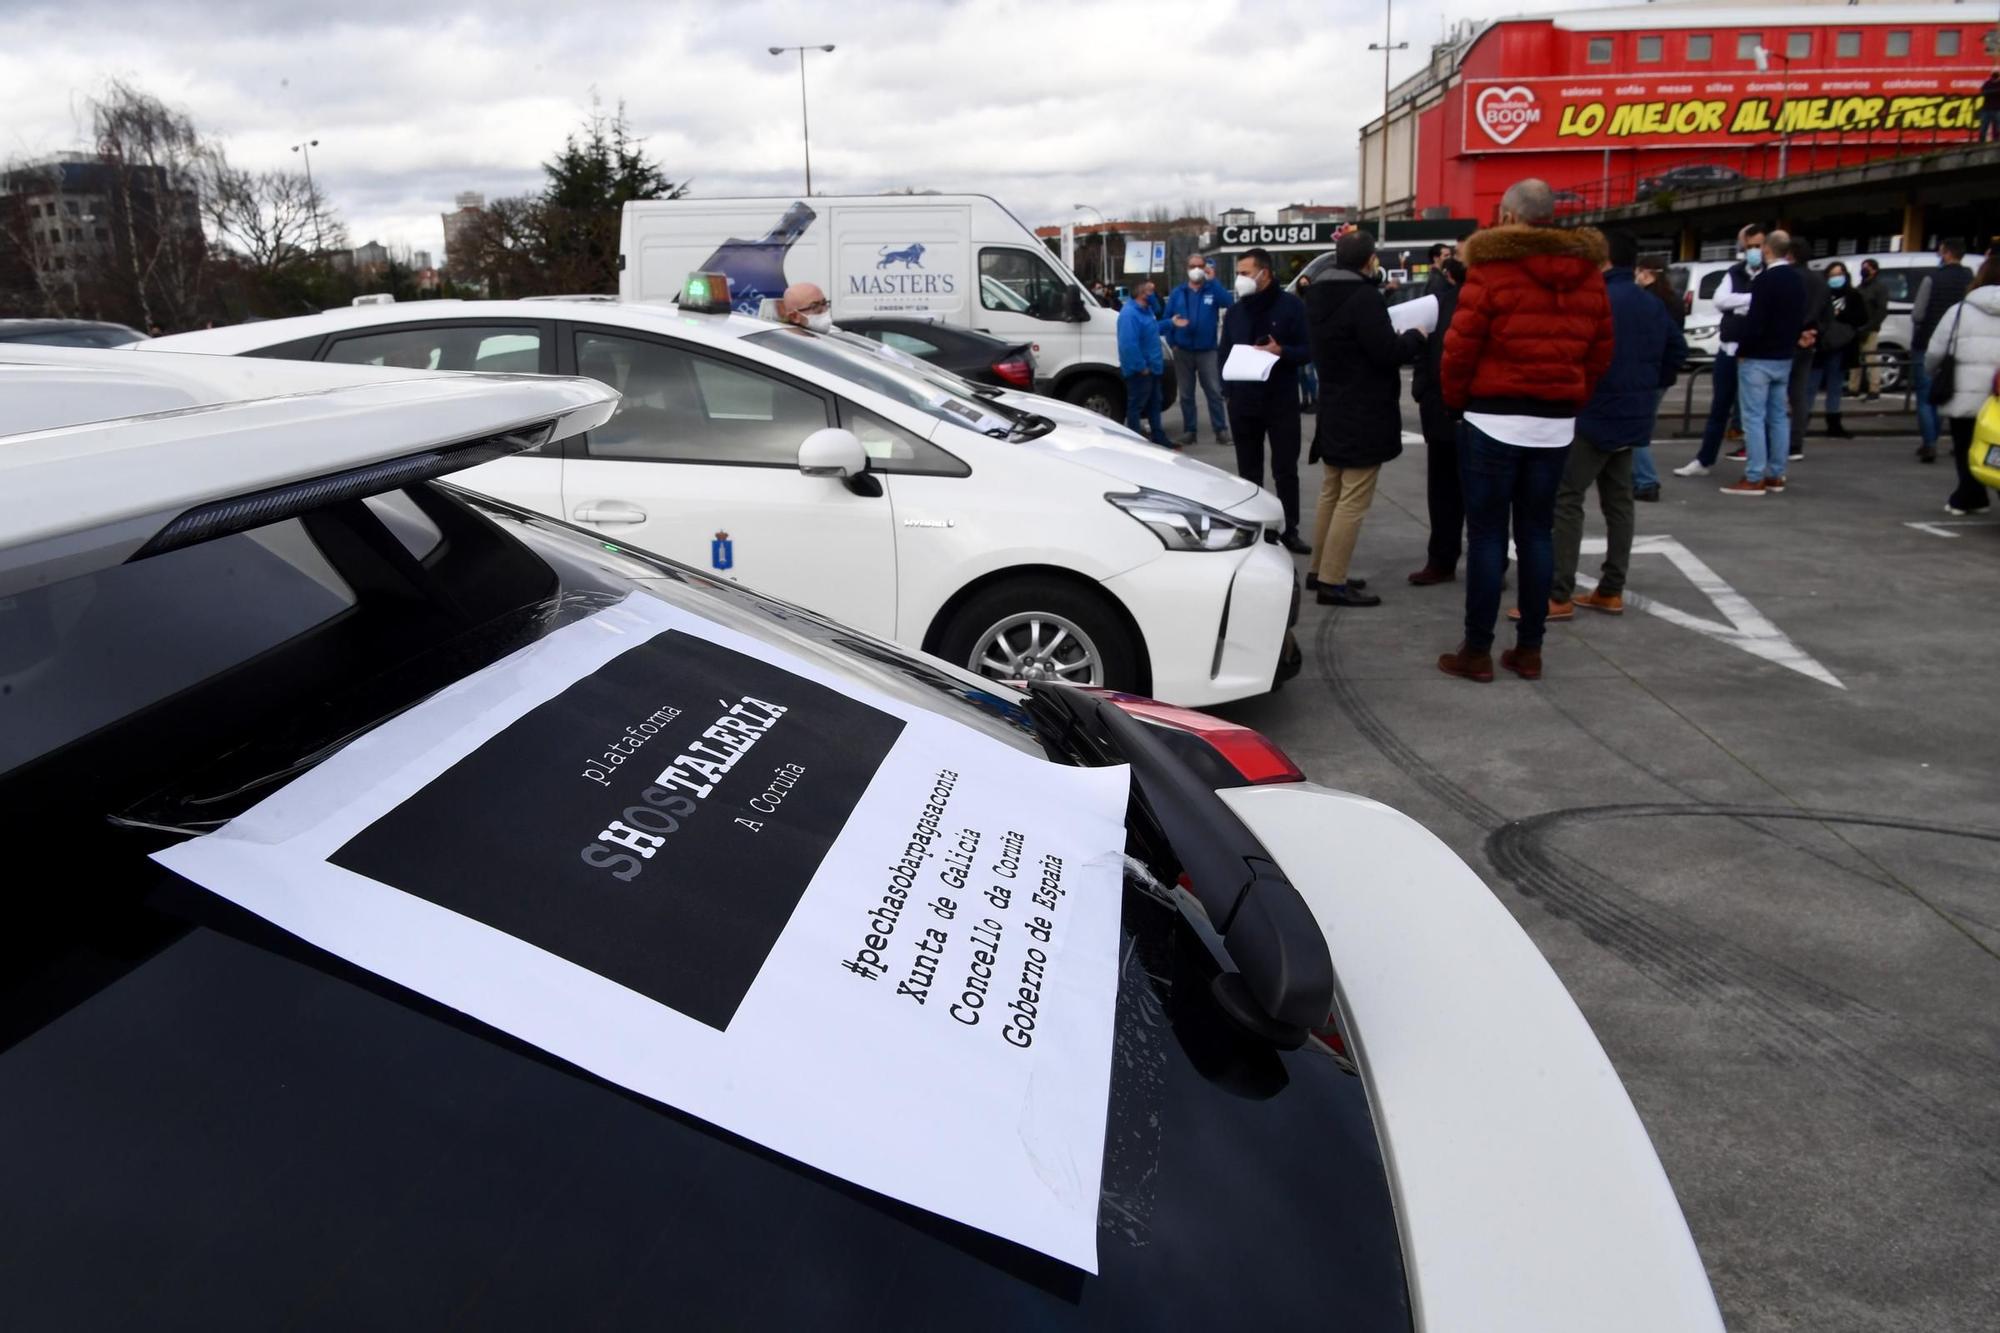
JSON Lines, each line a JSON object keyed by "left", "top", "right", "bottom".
{"left": 1311, "top": 613, "right": 2000, "bottom": 1170}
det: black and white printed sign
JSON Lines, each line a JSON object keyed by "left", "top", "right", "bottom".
{"left": 154, "top": 595, "right": 1130, "bottom": 1270}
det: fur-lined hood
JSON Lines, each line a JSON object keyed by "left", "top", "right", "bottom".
{"left": 1461, "top": 224, "right": 1608, "bottom": 292}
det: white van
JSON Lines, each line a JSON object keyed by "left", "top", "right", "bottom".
{"left": 619, "top": 195, "right": 1128, "bottom": 418}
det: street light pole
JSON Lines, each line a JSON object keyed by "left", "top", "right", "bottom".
{"left": 1073, "top": 203, "right": 1109, "bottom": 291}
{"left": 1369, "top": 1, "right": 1409, "bottom": 233}
{"left": 769, "top": 44, "right": 836, "bottom": 195}
{"left": 291, "top": 138, "right": 322, "bottom": 254}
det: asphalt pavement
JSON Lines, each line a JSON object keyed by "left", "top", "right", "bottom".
{"left": 1172, "top": 388, "right": 1999, "bottom": 1332}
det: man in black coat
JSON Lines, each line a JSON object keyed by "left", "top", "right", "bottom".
{"left": 1221, "top": 247, "right": 1314, "bottom": 551}
{"left": 1409, "top": 256, "right": 1466, "bottom": 583}
{"left": 1302, "top": 230, "right": 1426, "bottom": 606}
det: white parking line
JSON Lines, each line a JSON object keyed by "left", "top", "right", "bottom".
{"left": 1904, "top": 520, "right": 1997, "bottom": 539}
{"left": 1575, "top": 534, "right": 1844, "bottom": 689}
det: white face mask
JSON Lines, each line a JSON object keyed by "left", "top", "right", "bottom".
{"left": 803, "top": 312, "right": 832, "bottom": 333}
{"left": 1187, "top": 267, "right": 1205, "bottom": 284}
{"left": 1234, "top": 273, "right": 1259, "bottom": 298}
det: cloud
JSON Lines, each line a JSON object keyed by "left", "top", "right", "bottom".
{"left": 0, "top": 0, "right": 1621, "bottom": 265}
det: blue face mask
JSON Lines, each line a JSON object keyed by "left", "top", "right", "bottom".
{"left": 1829, "top": 276, "right": 1847, "bottom": 289}
{"left": 1744, "top": 249, "right": 1764, "bottom": 270}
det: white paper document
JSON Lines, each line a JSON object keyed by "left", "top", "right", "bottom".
{"left": 1222, "top": 343, "right": 1278, "bottom": 382}
{"left": 1390, "top": 294, "right": 1440, "bottom": 337}
{"left": 154, "top": 594, "right": 1131, "bottom": 1270}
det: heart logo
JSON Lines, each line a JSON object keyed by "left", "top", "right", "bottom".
{"left": 1475, "top": 85, "right": 1540, "bottom": 147}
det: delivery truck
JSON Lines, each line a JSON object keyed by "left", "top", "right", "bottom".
{"left": 619, "top": 194, "right": 1130, "bottom": 418}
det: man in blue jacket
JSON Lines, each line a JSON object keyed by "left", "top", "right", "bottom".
{"left": 1535, "top": 230, "right": 1688, "bottom": 619}
{"left": 1117, "top": 279, "right": 1172, "bottom": 446}
{"left": 1162, "top": 252, "right": 1233, "bottom": 446}
{"left": 1221, "top": 247, "right": 1314, "bottom": 550}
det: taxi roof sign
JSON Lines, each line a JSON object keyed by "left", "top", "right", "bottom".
{"left": 682, "top": 270, "right": 734, "bottom": 314}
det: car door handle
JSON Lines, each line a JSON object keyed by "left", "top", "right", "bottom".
{"left": 571, "top": 501, "right": 648, "bottom": 526}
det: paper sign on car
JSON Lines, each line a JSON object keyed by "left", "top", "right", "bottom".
{"left": 154, "top": 594, "right": 1131, "bottom": 1270}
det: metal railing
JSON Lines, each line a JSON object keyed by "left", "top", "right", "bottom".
{"left": 1669, "top": 347, "right": 1917, "bottom": 437}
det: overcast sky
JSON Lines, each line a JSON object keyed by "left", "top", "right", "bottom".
{"left": 0, "top": 0, "right": 1620, "bottom": 260}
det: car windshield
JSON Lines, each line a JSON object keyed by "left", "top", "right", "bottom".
{"left": 0, "top": 479, "right": 1408, "bottom": 1327}
{"left": 744, "top": 325, "right": 1017, "bottom": 436}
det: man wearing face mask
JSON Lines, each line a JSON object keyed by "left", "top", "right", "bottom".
{"left": 776, "top": 282, "right": 835, "bottom": 333}
{"left": 1220, "top": 247, "right": 1314, "bottom": 552}
{"left": 1117, "top": 279, "right": 1174, "bottom": 446}
{"left": 1673, "top": 223, "right": 1763, "bottom": 479}
{"left": 1161, "top": 253, "right": 1234, "bottom": 447}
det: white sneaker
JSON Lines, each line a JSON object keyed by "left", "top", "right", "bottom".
{"left": 1673, "top": 459, "right": 1711, "bottom": 477}
{"left": 1945, "top": 503, "right": 1970, "bottom": 516}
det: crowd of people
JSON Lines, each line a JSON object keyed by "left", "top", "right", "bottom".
{"left": 1113, "top": 176, "right": 1999, "bottom": 682}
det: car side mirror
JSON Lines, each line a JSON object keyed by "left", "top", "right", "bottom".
{"left": 1064, "top": 286, "right": 1087, "bottom": 323}
{"left": 798, "top": 428, "right": 881, "bottom": 496}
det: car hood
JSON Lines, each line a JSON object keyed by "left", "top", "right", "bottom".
{"left": 1015, "top": 422, "right": 1271, "bottom": 518}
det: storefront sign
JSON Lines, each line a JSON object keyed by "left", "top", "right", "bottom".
{"left": 1217, "top": 220, "right": 1349, "bottom": 247}
{"left": 1462, "top": 70, "right": 1987, "bottom": 152}
{"left": 154, "top": 594, "right": 1131, "bottom": 1271}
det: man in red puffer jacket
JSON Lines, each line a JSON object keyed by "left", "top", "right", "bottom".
{"left": 1435, "top": 178, "right": 1613, "bottom": 685}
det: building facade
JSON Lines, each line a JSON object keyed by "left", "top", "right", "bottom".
{"left": 1360, "top": 1, "right": 1995, "bottom": 224}
{"left": 441, "top": 191, "right": 485, "bottom": 273}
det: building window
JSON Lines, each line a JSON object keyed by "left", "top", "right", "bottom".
{"left": 1935, "top": 29, "right": 1960, "bottom": 57}
{"left": 1637, "top": 35, "right": 1663, "bottom": 62}
{"left": 1885, "top": 30, "right": 1910, "bottom": 57}
{"left": 1836, "top": 31, "right": 1860, "bottom": 58}
{"left": 1737, "top": 32, "right": 1762, "bottom": 60}
{"left": 1586, "top": 37, "right": 1613, "bottom": 64}
{"left": 1687, "top": 34, "right": 1713, "bottom": 61}
{"left": 1785, "top": 32, "right": 1810, "bottom": 59}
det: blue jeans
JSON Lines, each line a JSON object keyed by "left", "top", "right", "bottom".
{"left": 1697, "top": 352, "right": 1738, "bottom": 466}
{"left": 1460, "top": 419, "right": 1570, "bottom": 652}
{"left": 1631, "top": 388, "right": 1665, "bottom": 489}
{"left": 1124, "top": 371, "right": 1168, "bottom": 444}
{"left": 1737, "top": 357, "right": 1792, "bottom": 482}
{"left": 1913, "top": 359, "right": 1940, "bottom": 447}
{"left": 1174, "top": 346, "right": 1228, "bottom": 435}
{"left": 1807, "top": 357, "right": 1844, "bottom": 418}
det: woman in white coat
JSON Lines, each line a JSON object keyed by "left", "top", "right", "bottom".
{"left": 1924, "top": 253, "right": 2000, "bottom": 515}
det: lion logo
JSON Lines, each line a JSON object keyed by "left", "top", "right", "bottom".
{"left": 877, "top": 242, "right": 926, "bottom": 269}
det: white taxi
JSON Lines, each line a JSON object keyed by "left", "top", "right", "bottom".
{"left": 145, "top": 294, "right": 1295, "bottom": 706}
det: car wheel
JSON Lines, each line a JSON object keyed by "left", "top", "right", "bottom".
{"left": 1874, "top": 343, "right": 1906, "bottom": 393}
{"left": 1064, "top": 374, "right": 1124, "bottom": 421}
{"left": 939, "top": 577, "right": 1140, "bottom": 692}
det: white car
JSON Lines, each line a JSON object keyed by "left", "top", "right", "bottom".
{"left": 1, "top": 344, "right": 1722, "bottom": 1330}
{"left": 1668, "top": 259, "right": 1736, "bottom": 358}
{"left": 144, "top": 297, "right": 1296, "bottom": 707}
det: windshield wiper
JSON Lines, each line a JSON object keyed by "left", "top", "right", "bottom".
{"left": 1026, "top": 683, "right": 1334, "bottom": 1048}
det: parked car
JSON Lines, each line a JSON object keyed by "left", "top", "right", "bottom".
{"left": 1634, "top": 164, "right": 1745, "bottom": 202}
{"left": 0, "top": 317, "right": 146, "bottom": 347}
{"left": 1667, "top": 260, "right": 1738, "bottom": 359}
{"left": 840, "top": 316, "right": 1036, "bottom": 390}
{"left": 0, "top": 343, "right": 1723, "bottom": 1331}
{"left": 145, "top": 296, "right": 1296, "bottom": 706}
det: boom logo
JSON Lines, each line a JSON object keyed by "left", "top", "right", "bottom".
{"left": 1475, "top": 85, "right": 1541, "bottom": 145}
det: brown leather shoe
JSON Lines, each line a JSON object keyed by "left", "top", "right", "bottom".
{"left": 1500, "top": 646, "right": 1543, "bottom": 680}
{"left": 1506, "top": 599, "right": 1573, "bottom": 622}
{"left": 1437, "top": 643, "right": 1494, "bottom": 683}
{"left": 1407, "top": 565, "right": 1456, "bottom": 586}
{"left": 1573, "top": 589, "right": 1624, "bottom": 614}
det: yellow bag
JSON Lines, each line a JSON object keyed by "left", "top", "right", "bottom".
{"left": 1971, "top": 389, "right": 2000, "bottom": 493}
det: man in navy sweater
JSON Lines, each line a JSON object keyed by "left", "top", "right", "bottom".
{"left": 1723, "top": 230, "right": 1807, "bottom": 496}
{"left": 1221, "top": 246, "right": 1314, "bottom": 550}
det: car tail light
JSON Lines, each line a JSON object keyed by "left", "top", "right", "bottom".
{"left": 1084, "top": 688, "right": 1304, "bottom": 785}
{"left": 992, "top": 356, "right": 1034, "bottom": 388}
{"left": 1683, "top": 290, "right": 1694, "bottom": 314}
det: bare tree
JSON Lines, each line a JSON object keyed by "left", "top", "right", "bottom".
{"left": 204, "top": 160, "right": 345, "bottom": 273}
{"left": 93, "top": 79, "right": 209, "bottom": 328}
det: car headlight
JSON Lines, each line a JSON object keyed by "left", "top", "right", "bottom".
{"left": 1687, "top": 322, "right": 1719, "bottom": 338}
{"left": 1107, "top": 488, "right": 1259, "bottom": 552}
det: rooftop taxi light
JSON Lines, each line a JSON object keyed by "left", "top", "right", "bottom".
{"left": 681, "top": 270, "right": 734, "bottom": 314}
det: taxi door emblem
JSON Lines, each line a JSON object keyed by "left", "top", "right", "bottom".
{"left": 711, "top": 531, "right": 734, "bottom": 570}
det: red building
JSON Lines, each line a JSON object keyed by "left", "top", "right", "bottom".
{"left": 1361, "top": 2, "right": 1996, "bottom": 224}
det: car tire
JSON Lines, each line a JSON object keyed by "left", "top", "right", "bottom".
{"left": 1063, "top": 374, "right": 1124, "bottom": 421}
{"left": 1874, "top": 343, "right": 1906, "bottom": 393}
{"left": 938, "top": 577, "right": 1141, "bottom": 692}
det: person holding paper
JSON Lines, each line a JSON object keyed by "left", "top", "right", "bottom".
{"left": 1116, "top": 280, "right": 1174, "bottom": 447}
{"left": 1302, "top": 230, "right": 1426, "bottom": 607}
{"left": 1220, "top": 246, "right": 1314, "bottom": 552}
{"left": 1409, "top": 257, "right": 1468, "bottom": 586}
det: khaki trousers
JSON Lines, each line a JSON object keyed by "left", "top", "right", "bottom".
{"left": 1310, "top": 463, "right": 1381, "bottom": 585}
{"left": 1849, "top": 331, "right": 1880, "bottom": 395}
